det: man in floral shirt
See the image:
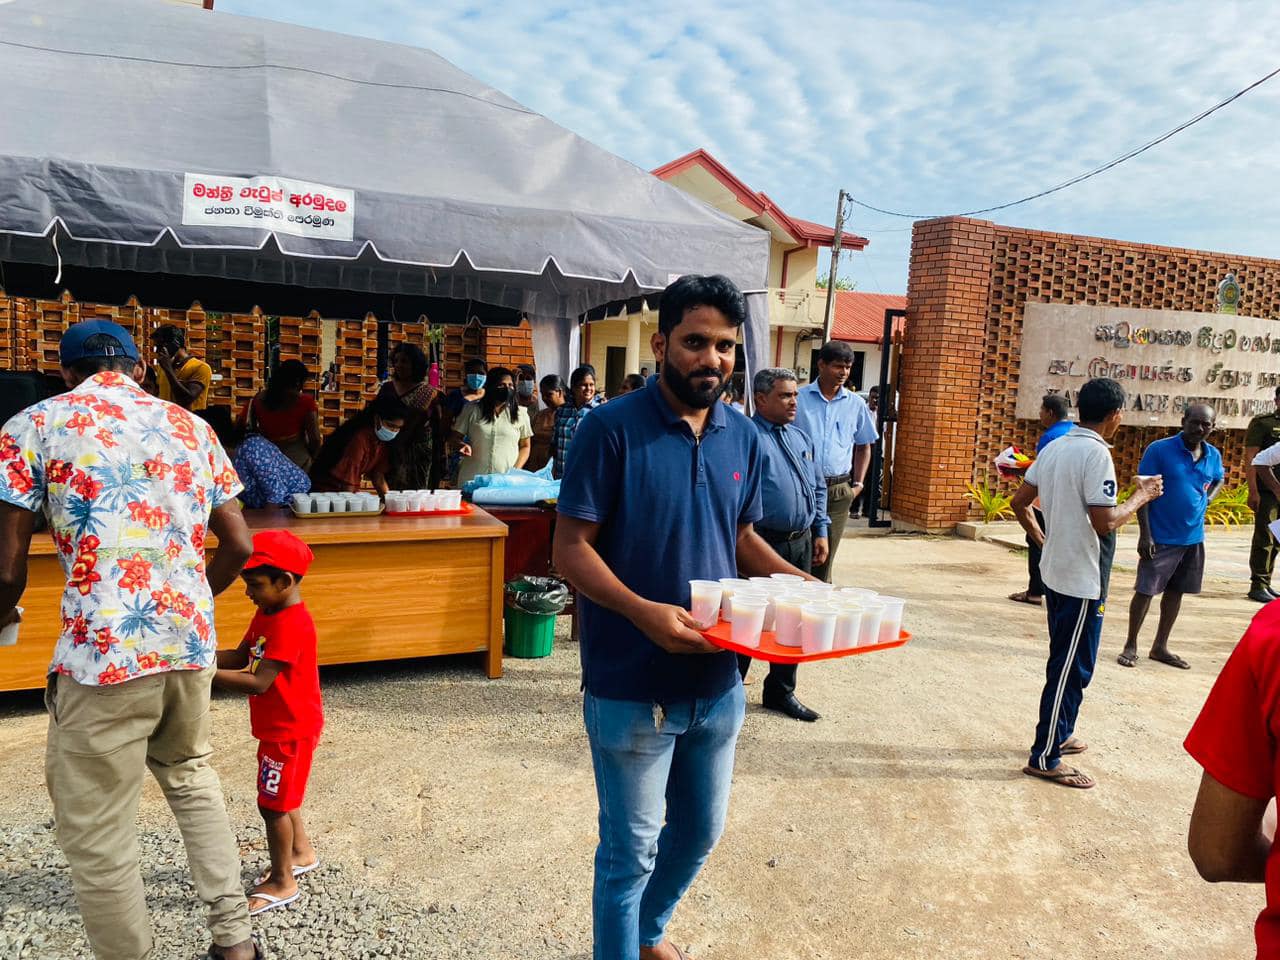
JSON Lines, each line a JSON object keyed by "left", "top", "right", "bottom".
{"left": 0, "top": 321, "right": 260, "bottom": 960}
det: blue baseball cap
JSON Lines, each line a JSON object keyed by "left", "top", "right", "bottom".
{"left": 59, "top": 320, "right": 140, "bottom": 366}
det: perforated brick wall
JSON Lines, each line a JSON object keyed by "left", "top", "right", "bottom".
{"left": 896, "top": 217, "right": 1280, "bottom": 531}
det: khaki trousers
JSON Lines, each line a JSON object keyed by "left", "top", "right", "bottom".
{"left": 45, "top": 666, "right": 251, "bottom": 960}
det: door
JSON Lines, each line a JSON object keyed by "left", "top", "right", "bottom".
{"left": 605, "top": 345, "right": 626, "bottom": 399}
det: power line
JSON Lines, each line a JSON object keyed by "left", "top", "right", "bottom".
{"left": 849, "top": 64, "right": 1280, "bottom": 221}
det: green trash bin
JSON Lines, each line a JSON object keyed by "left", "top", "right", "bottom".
{"left": 504, "top": 577, "right": 570, "bottom": 658}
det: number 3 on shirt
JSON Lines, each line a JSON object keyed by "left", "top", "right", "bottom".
{"left": 1102, "top": 480, "right": 1116, "bottom": 498}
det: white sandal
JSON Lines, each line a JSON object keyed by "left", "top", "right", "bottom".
{"left": 253, "top": 860, "right": 320, "bottom": 886}
{"left": 247, "top": 889, "right": 301, "bottom": 916}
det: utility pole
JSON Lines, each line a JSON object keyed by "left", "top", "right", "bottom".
{"left": 821, "top": 188, "right": 850, "bottom": 343}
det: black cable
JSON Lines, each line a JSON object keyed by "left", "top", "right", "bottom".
{"left": 0, "top": 38, "right": 536, "bottom": 115}
{"left": 849, "top": 64, "right": 1280, "bottom": 220}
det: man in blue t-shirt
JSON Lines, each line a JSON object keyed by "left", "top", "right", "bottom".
{"left": 1010, "top": 393, "right": 1073, "bottom": 606}
{"left": 1118, "top": 403, "right": 1223, "bottom": 671}
{"left": 554, "top": 275, "right": 813, "bottom": 960}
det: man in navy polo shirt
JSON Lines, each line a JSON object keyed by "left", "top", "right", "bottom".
{"left": 554, "top": 275, "right": 813, "bottom": 960}
{"left": 1117, "top": 403, "right": 1223, "bottom": 671}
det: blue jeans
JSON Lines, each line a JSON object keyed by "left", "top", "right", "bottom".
{"left": 583, "top": 682, "right": 746, "bottom": 959}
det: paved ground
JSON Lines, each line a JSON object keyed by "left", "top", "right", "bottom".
{"left": 0, "top": 533, "right": 1264, "bottom": 958}
{"left": 980, "top": 521, "right": 1257, "bottom": 587}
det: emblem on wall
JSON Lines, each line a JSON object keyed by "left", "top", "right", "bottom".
{"left": 1216, "top": 273, "right": 1241, "bottom": 315}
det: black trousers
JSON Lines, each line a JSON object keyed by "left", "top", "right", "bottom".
{"left": 738, "top": 530, "right": 812, "bottom": 698}
{"left": 1026, "top": 508, "right": 1046, "bottom": 597}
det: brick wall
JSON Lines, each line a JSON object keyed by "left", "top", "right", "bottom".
{"left": 482, "top": 320, "right": 535, "bottom": 370}
{"left": 895, "top": 217, "right": 1280, "bottom": 531}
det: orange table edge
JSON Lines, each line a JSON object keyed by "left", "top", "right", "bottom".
{"left": 0, "top": 506, "right": 509, "bottom": 692}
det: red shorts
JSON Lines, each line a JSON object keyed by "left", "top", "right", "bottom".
{"left": 256, "top": 737, "right": 318, "bottom": 812}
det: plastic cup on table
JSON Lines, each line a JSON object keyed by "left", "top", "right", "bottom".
{"left": 832, "top": 601, "right": 864, "bottom": 650}
{"left": 311, "top": 495, "right": 333, "bottom": 514}
{"left": 362, "top": 493, "right": 380, "bottom": 511}
{"left": 773, "top": 594, "right": 807, "bottom": 647}
{"left": 717, "top": 579, "right": 753, "bottom": 620}
{"left": 385, "top": 493, "right": 406, "bottom": 513}
{"left": 876, "top": 596, "right": 906, "bottom": 644}
{"left": 729, "top": 597, "right": 768, "bottom": 650}
{"left": 291, "top": 493, "right": 313, "bottom": 514}
{"left": 857, "top": 600, "right": 886, "bottom": 647}
{"left": 688, "top": 580, "right": 724, "bottom": 629}
{"left": 800, "top": 604, "right": 838, "bottom": 654}
{"left": 421, "top": 492, "right": 439, "bottom": 512}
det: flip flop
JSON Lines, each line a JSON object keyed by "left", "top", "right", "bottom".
{"left": 247, "top": 888, "right": 301, "bottom": 916}
{"left": 1150, "top": 652, "right": 1191, "bottom": 670}
{"left": 1116, "top": 651, "right": 1138, "bottom": 668}
{"left": 254, "top": 859, "right": 321, "bottom": 886}
{"left": 1059, "top": 737, "right": 1087, "bottom": 756}
{"left": 1008, "top": 591, "right": 1043, "bottom": 606}
{"left": 1022, "top": 764, "right": 1095, "bottom": 789}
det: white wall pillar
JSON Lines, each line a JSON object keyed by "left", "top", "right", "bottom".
{"left": 625, "top": 310, "right": 641, "bottom": 375}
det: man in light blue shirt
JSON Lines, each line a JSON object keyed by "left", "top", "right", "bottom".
{"left": 742, "top": 367, "right": 829, "bottom": 721}
{"left": 795, "top": 340, "right": 878, "bottom": 582}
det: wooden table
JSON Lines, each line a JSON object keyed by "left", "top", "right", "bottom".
{"left": 0, "top": 506, "right": 508, "bottom": 692}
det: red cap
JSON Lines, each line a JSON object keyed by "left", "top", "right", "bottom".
{"left": 244, "top": 530, "right": 314, "bottom": 577}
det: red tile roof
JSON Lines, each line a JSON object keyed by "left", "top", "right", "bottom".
{"left": 832, "top": 291, "right": 906, "bottom": 343}
{"left": 652, "top": 149, "right": 867, "bottom": 250}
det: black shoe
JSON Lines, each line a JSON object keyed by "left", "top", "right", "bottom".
{"left": 761, "top": 692, "right": 821, "bottom": 722}
{"left": 1248, "top": 588, "right": 1275, "bottom": 603}
{"left": 1269, "top": 587, "right": 1280, "bottom": 600}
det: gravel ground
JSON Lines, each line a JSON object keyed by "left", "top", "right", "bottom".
{"left": 0, "top": 532, "right": 1264, "bottom": 958}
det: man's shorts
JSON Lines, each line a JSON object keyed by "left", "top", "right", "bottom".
{"left": 256, "top": 737, "right": 318, "bottom": 812}
{"left": 1135, "top": 542, "right": 1205, "bottom": 596}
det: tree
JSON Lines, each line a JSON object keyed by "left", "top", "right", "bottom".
{"left": 816, "top": 274, "right": 856, "bottom": 291}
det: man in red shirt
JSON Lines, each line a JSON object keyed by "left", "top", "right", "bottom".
{"left": 215, "top": 531, "right": 324, "bottom": 917}
{"left": 1186, "top": 602, "right": 1280, "bottom": 957}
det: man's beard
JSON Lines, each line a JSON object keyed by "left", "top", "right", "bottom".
{"left": 663, "top": 362, "right": 725, "bottom": 409}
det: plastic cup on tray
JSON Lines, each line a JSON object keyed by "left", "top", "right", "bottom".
{"left": 876, "top": 596, "right": 906, "bottom": 644}
{"left": 769, "top": 573, "right": 805, "bottom": 585}
{"left": 291, "top": 493, "right": 313, "bottom": 514}
{"left": 773, "top": 594, "right": 806, "bottom": 647}
{"left": 832, "top": 601, "right": 864, "bottom": 650}
{"left": 857, "top": 600, "right": 886, "bottom": 647}
{"left": 717, "top": 579, "right": 753, "bottom": 620}
{"left": 800, "top": 604, "right": 838, "bottom": 654}
{"left": 311, "top": 495, "right": 333, "bottom": 514}
{"left": 729, "top": 597, "right": 768, "bottom": 649}
{"left": 724, "top": 587, "right": 766, "bottom": 622}
{"left": 688, "top": 580, "right": 724, "bottom": 629}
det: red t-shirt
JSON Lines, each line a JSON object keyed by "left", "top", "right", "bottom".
{"left": 1185, "top": 603, "right": 1280, "bottom": 956}
{"left": 245, "top": 602, "right": 324, "bottom": 742}
{"left": 241, "top": 394, "right": 317, "bottom": 444}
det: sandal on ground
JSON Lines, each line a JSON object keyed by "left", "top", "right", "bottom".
{"left": 254, "top": 859, "right": 321, "bottom": 886}
{"left": 247, "top": 888, "right": 301, "bottom": 917}
{"left": 1150, "top": 651, "right": 1191, "bottom": 670}
{"left": 1008, "top": 591, "right": 1043, "bottom": 606}
{"left": 1059, "top": 737, "right": 1088, "bottom": 755}
{"left": 1116, "top": 651, "right": 1138, "bottom": 668}
{"left": 1022, "top": 764, "right": 1095, "bottom": 789}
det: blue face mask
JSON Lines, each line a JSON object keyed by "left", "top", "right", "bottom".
{"left": 516, "top": 380, "right": 536, "bottom": 397}
{"left": 375, "top": 424, "right": 399, "bottom": 442}
{"left": 466, "top": 374, "right": 486, "bottom": 391}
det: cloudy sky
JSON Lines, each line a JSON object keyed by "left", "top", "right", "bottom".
{"left": 219, "top": 0, "right": 1280, "bottom": 295}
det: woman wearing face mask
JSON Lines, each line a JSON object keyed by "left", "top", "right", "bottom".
{"left": 450, "top": 367, "right": 533, "bottom": 488}
{"left": 515, "top": 364, "right": 539, "bottom": 413}
{"left": 527, "top": 374, "right": 565, "bottom": 473}
{"left": 309, "top": 393, "right": 410, "bottom": 495}
{"left": 376, "top": 343, "right": 443, "bottom": 490}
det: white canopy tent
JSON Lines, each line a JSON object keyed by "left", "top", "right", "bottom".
{"left": 0, "top": 0, "right": 770, "bottom": 381}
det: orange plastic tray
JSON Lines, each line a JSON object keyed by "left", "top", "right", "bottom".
{"left": 702, "top": 619, "right": 911, "bottom": 663}
{"left": 384, "top": 501, "right": 476, "bottom": 518}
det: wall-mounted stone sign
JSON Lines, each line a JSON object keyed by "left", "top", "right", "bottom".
{"left": 1017, "top": 302, "right": 1280, "bottom": 430}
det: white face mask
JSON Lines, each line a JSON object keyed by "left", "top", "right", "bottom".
{"left": 375, "top": 424, "right": 400, "bottom": 442}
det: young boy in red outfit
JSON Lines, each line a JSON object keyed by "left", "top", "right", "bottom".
{"left": 215, "top": 530, "right": 324, "bottom": 917}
